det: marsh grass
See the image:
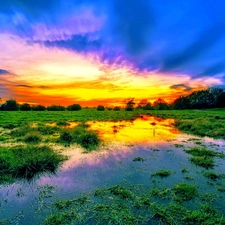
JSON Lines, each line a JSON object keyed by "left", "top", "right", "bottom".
{"left": 43, "top": 183, "right": 225, "bottom": 225}
{"left": 24, "top": 132, "right": 42, "bottom": 143}
{"left": 151, "top": 169, "right": 172, "bottom": 178}
{"left": 0, "top": 145, "right": 66, "bottom": 183}
{"left": 172, "top": 183, "right": 198, "bottom": 202}
{"left": 185, "top": 147, "right": 224, "bottom": 169}
{"left": 133, "top": 157, "right": 145, "bottom": 162}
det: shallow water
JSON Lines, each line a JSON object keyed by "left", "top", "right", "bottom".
{"left": 1, "top": 115, "right": 225, "bottom": 224}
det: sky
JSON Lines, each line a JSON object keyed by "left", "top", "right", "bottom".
{"left": 0, "top": 0, "right": 225, "bottom": 106}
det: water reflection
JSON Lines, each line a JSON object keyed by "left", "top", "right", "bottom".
{"left": 87, "top": 115, "right": 179, "bottom": 143}
{"left": 1, "top": 115, "right": 225, "bottom": 224}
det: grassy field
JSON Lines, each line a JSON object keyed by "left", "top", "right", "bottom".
{"left": 0, "top": 108, "right": 225, "bottom": 139}
{"left": 147, "top": 108, "right": 225, "bottom": 139}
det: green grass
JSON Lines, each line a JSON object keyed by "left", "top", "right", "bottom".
{"left": 42, "top": 183, "right": 225, "bottom": 225}
{"left": 172, "top": 183, "right": 198, "bottom": 202}
{"left": 0, "top": 109, "right": 141, "bottom": 127}
{"left": 1, "top": 108, "right": 225, "bottom": 139}
{"left": 0, "top": 145, "right": 66, "bottom": 183}
{"left": 151, "top": 169, "right": 172, "bottom": 178}
{"left": 185, "top": 147, "right": 224, "bottom": 169}
{"left": 146, "top": 108, "right": 225, "bottom": 139}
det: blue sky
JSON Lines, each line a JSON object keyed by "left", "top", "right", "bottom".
{"left": 0, "top": 0, "right": 224, "bottom": 105}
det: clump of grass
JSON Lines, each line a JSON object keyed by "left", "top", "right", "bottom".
{"left": 185, "top": 147, "right": 224, "bottom": 169}
{"left": 190, "top": 156, "right": 214, "bottom": 169}
{"left": 0, "top": 145, "right": 66, "bottom": 183}
{"left": 173, "top": 183, "right": 198, "bottom": 202}
{"left": 108, "top": 185, "right": 133, "bottom": 199}
{"left": 184, "top": 204, "right": 225, "bottom": 224}
{"left": 45, "top": 211, "right": 77, "bottom": 225}
{"left": 24, "top": 132, "right": 42, "bottom": 143}
{"left": 151, "top": 169, "right": 172, "bottom": 178}
{"left": 71, "top": 124, "right": 100, "bottom": 150}
{"left": 204, "top": 171, "right": 225, "bottom": 181}
{"left": 185, "top": 147, "right": 224, "bottom": 158}
{"left": 181, "top": 168, "right": 188, "bottom": 173}
{"left": 133, "top": 157, "right": 145, "bottom": 162}
{"left": 59, "top": 130, "right": 73, "bottom": 145}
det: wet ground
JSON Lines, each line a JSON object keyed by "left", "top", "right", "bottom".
{"left": 0, "top": 115, "right": 225, "bottom": 224}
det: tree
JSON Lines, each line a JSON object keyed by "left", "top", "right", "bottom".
{"left": 31, "top": 105, "right": 46, "bottom": 111}
{"left": 153, "top": 98, "right": 169, "bottom": 110}
{"left": 113, "top": 106, "right": 120, "bottom": 111}
{"left": 124, "top": 98, "right": 135, "bottom": 111}
{"left": 4, "top": 99, "right": 18, "bottom": 111}
{"left": 97, "top": 105, "right": 105, "bottom": 111}
{"left": 47, "top": 105, "right": 65, "bottom": 111}
{"left": 67, "top": 104, "right": 82, "bottom": 111}
{"left": 138, "top": 99, "right": 149, "bottom": 109}
{"left": 20, "top": 103, "right": 31, "bottom": 111}
{"left": 216, "top": 91, "right": 225, "bottom": 108}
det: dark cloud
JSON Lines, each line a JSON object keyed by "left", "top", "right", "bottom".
{"left": 194, "top": 62, "right": 225, "bottom": 78}
{"left": 16, "top": 84, "right": 33, "bottom": 88}
{"left": 0, "top": 69, "right": 10, "bottom": 75}
{"left": 42, "top": 34, "right": 102, "bottom": 52}
{"left": 112, "top": 0, "right": 154, "bottom": 56}
{"left": 161, "top": 24, "right": 225, "bottom": 72}
{"left": 170, "top": 84, "right": 193, "bottom": 92}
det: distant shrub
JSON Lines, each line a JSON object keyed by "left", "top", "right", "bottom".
{"left": 31, "top": 105, "right": 46, "bottom": 111}
{"left": 20, "top": 103, "right": 31, "bottom": 111}
{"left": 107, "top": 107, "right": 113, "bottom": 111}
{"left": 97, "top": 105, "right": 105, "bottom": 111}
{"left": 47, "top": 105, "right": 65, "bottom": 111}
{"left": 67, "top": 104, "right": 82, "bottom": 111}
{"left": 113, "top": 106, "right": 120, "bottom": 111}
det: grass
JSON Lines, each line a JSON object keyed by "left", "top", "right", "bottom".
{"left": 24, "top": 132, "right": 42, "bottom": 143}
{"left": 133, "top": 156, "right": 145, "bottom": 162}
{"left": 185, "top": 147, "right": 224, "bottom": 169}
{"left": 0, "top": 145, "right": 66, "bottom": 183}
{"left": 151, "top": 169, "right": 172, "bottom": 178}
{"left": 1, "top": 108, "right": 225, "bottom": 140}
{"left": 172, "top": 183, "right": 198, "bottom": 202}
{"left": 147, "top": 108, "right": 225, "bottom": 139}
{"left": 42, "top": 183, "right": 225, "bottom": 225}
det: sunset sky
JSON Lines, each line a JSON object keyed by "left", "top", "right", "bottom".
{"left": 0, "top": 0, "right": 225, "bottom": 106}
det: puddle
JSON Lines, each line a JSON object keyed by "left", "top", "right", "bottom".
{"left": 1, "top": 115, "right": 225, "bottom": 224}
{"left": 87, "top": 115, "right": 179, "bottom": 143}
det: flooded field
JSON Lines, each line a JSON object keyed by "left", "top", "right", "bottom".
{"left": 1, "top": 115, "right": 225, "bottom": 224}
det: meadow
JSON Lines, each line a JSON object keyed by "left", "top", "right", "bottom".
{"left": 0, "top": 108, "right": 225, "bottom": 224}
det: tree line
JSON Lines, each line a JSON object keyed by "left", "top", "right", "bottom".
{"left": 0, "top": 87, "right": 224, "bottom": 111}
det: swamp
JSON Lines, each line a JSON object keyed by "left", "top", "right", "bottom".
{"left": 0, "top": 109, "right": 225, "bottom": 224}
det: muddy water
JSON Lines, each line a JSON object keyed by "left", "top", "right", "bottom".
{"left": 0, "top": 116, "right": 225, "bottom": 224}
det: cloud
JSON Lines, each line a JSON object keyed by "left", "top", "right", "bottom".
{"left": 0, "top": 69, "right": 10, "bottom": 75}
{"left": 170, "top": 84, "right": 193, "bottom": 92}
{"left": 161, "top": 23, "right": 225, "bottom": 72}
{"left": 42, "top": 34, "right": 102, "bottom": 53}
{"left": 195, "top": 62, "right": 225, "bottom": 78}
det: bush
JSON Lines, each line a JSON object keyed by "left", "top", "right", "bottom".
{"left": 97, "top": 105, "right": 105, "bottom": 111}
{"left": 67, "top": 104, "right": 82, "bottom": 111}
